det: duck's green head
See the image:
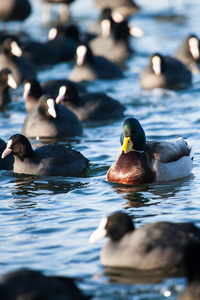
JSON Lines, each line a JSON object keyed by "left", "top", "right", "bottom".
{"left": 120, "top": 118, "right": 146, "bottom": 154}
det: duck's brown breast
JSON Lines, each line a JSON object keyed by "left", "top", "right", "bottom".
{"left": 106, "top": 151, "right": 156, "bottom": 185}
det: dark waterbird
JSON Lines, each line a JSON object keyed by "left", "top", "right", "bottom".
{"left": 2, "top": 134, "right": 89, "bottom": 176}
{"left": 177, "top": 242, "right": 200, "bottom": 300}
{"left": 68, "top": 44, "right": 123, "bottom": 82}
{"left": 23, "top": 77, "right": 86, "bottom": 113}
{"left": 55, "top": 84, "right": 125, "bottom": 121}
{"left": 140, "top": 53, "right": 192, "bottom": 90}
{"left": 0, "top": 269, "right": 91, "bottom": 300}
{"left": 89, "top": 18, "right": 143, "bottom": 62}
{"left": 0, "top": 0, "right": 31, "bottom": 28}
{"left": 90, "top": 211, "right": 200, "bottom": 271}
{"left": 174, "top": 34, "right": 200, "bottom": 73}
{"left": 0, "top": 36, "right": 37, "bottom": 85}
{"left": 22, "top": 94, "right": 83, "bottom": 138}
{"left": 0, "top": 68, "right": 17, "bottom": 106}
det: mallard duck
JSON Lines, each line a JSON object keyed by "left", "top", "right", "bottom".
{"left": 106, "top": 118, "right": 194, "bottom": 185}
{"left": 90, "top": 211, "right": 200, "bottom": 270}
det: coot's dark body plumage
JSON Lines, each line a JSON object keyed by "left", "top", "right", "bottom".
{"left": 90, "top": 212, "right": 200, "bottom": 271}
{"left": 0, "top": 37, "right": 37, "bottom": 85}
{"left": 2, "top": 134, "right": 89, "bottom": 177}
{"left": 21, "top": 40, "right": 60, "bottom": 68}
{"left": 178, "top": 242, "right": 200, "bottom": 300}
{"left": 56, "top": 84, "right": 125, "bottom": 121}
{"left": 42, "top": 79, "right": 86, "bottom": 97}
{"left": 0, "top": 68, "right": 17, "bottom": 106}
{"left": 48, "top": 24, "right": 96, "bottom": 45}
{"left": 0, "top": 0, "right": 31, "bottom": 22}
{"left": 89, "top": 20, "right": 134, "bottom": 62}
{"left": 46, "top": 36, "right": 80, "bottom": 63}
{"left": 174, "top": 34, "right": 200, "bottom": 72}
{"left": 0, "top": 269, "right": 90, "bottom": 300}
{"left": 22, "top": 95, "right": 83, "bottom": 138}
{"left": 68, "top": 45, "right": 123, "bottom": 82}
{"left": 23, "top": 77, "right": 44, "bottom": 113}
{"left": 140, "top": 53, "right": 192, "bottom": 90}
{"left": 23, "top": 78, "right": 87, "bottom": 113}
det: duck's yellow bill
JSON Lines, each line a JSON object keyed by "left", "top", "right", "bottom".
{"left": 120, "top": 137, "right": 133, "bottom": 154}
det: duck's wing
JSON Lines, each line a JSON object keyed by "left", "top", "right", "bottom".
{"left": 145, "top": 137, "right": 193, "bottom": 163}
{"left": 145, "top": 137, "right": 194, "bottom": 182}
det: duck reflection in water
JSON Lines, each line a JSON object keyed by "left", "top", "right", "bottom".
{"left": 108, "top": 176, "right": 192, "bottom": 208}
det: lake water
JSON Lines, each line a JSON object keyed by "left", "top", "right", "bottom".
{"left": 1, "top": 0, "right": 200, "bottom": 299}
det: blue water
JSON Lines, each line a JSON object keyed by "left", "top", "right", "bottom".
{"left": 1, "top": 0, "right": 200, "bottom": 299}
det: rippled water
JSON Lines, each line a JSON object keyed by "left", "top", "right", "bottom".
{"left": 1, "top": 0, "right": 200, "bottom": 299}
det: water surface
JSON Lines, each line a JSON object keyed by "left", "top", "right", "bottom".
{"left": 1, "top": 0, "right": 200, "bottom": 299}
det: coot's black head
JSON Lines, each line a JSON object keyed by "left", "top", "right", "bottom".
{"left": 187, "top": 34, "right": 200, "bottom": 61}
{"left": 23, "top": 78, "right": 43, "bottom": 99}
{"left": 150, "top": 53, "right": 165, "bottom": 75}
{"left": 0, "top": 68, "right": 17, "bottom": 89}
{"left": 64, "top": 24, "right": 80, "bottom": 41}
{"left": 37, "top": 95, "right": 58, "bottom": 119}
{"left": 75, "top": 45, "right": 94, "bottom": 66}
{"left": 0, "top": 36, "right": 22, "bottom": 58}
{"left": 48, "top": 24, "right": 80, "bottom": 41}
{"left": 100, "top": 8, "right": 113, "bottom": 23}
{"left": 112, "top": 20, "right": 130, "bottom": 40}
{"left": 105, "top": 212, "right": 135, "bottom": 240}
{"left": 55, "top": 84, "right": 79, "bottom": 106}
{"left": 90, "top": 211, "right": 135, "bottom": 243}
{"left": 1, "top": 134, "right": 34, "bottom": 160}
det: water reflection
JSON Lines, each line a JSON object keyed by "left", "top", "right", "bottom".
{"left": 11, "top": 174, "right": 90, "bottom": 200}
{"left": 104, "top": 266, "right": 184, "bottom": 285}
{"left": 107, "top": 177, "right": 193, "bottom": 208}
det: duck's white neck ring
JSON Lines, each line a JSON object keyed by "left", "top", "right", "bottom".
{"left": 132, "top": 149, "right": 144, "bottom": 153}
